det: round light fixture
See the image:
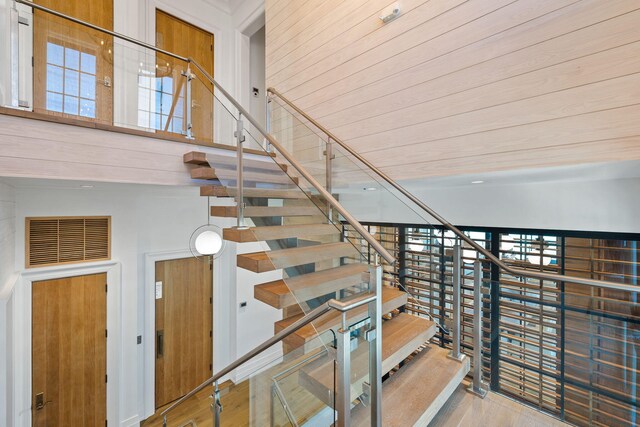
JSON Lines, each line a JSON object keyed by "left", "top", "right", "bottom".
{"left": 195, "top": 230, "right": 223, "bottom": 255}
{"left": 189, "top": 197, "right": 226, "bottom": 261}
{"left": 190, "top": 224, "right": 225, "bottom": 260}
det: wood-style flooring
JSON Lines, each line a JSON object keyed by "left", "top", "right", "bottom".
{"left": 142, "top": 381, "right": 249, "bottom": 427}
{"left": 429, "top": 382, "right": 568, "bottom": 427}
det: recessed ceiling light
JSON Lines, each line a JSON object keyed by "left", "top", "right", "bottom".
{"left": 363, "top": 187, "right": 377, "bottom": 191}
{"left": 471, "top": 180, "right": 484, "bottom": 184}
{"left": 80, "top": 185, "right": 94, "bottom": 189}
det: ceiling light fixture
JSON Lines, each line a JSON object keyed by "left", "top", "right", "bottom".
{"left": 80, "top": 185, "right": 94, "bottom": 189}
{"left": 189, "top": 197, "right": 226, "bottom": 260}
{"left": 471, "top": 180, "right": 484, "bottom": 184}
{"left": 363, "top": 187, "right": 377, "bottom": 191}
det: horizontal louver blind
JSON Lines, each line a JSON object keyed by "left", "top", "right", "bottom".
{"left": 27, "top": 216, "right": 111, "bottom": 268}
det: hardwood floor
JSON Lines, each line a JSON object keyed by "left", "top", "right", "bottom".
{"left": 142, "top": 381, "right": 249, "bottom": 427}
{"left": 429, "top": 381, "right": 568, "bottom": 427}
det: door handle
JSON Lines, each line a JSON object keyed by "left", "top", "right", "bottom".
{"left": 35, "top": 392, "right": 53, "bottom": 411}
{"left": 157, "top": 330, "right": 164, "bottom": 358}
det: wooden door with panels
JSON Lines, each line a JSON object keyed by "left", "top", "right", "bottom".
{"left": 32, "top": 273, "right": 107, "bottom": 427}
{"left": 155, "top": 257, "right": 213, "bottom": 408}
{"left": 155, "top": 10, "right": 214, "bottom": 143}
{"left": 33, "top": 0, "right": 114, "bottom": 123}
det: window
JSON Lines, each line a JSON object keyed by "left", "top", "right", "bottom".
{"left": 46, "top": 41, "right": 97, "bottom": 118}
{"left": 137, "top": 72, "right": 185, "bottom": 133}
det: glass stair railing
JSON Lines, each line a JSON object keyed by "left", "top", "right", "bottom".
{"left": 5, "top": 3, "right": 638, "bottom": 427}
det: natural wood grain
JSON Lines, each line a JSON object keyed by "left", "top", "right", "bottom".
{"left": 32, "top": 273, "right": 107, "bottom": 427}
{"left": 429, "top": 381, "right": 568, "bottom": 427}
{"left": 156, "top": 10, "right": 214, "bottom": 143}
{"left": 33, "top": 0, "right": 114, "bottom": 123}
{"left": 211, "top": 205, "right": 318, "bottom": 218}
{"left": 266, "top": 0, "right": 640, "bottom": 179}
{"left": 275, "top": 286, "right": 408, "bottom": 348}
{"left": 184, "top": 151, "right": 286, "bottom": 172}
{"left": 299, "top": 313, "right": 437, "bottom": 406}
{"left": 223, "top": 223, "right": 338, "bottom": 243}
{"left": 254, "top": 263, "right": 370, "bottom": 309}
{"left": 351, "top": 345, "right": 470, "bottom": 427}
{"left": 237, "top": 242, "right": 358, "bottom": 273}
{"left": 200, "top": 185, "right": 306, "bottom": 199}
{"left": 191, "top": 166, "right": 298, "bottom": 185}
{"left": 155, "top": 257, "right": 212, "bottom": 408}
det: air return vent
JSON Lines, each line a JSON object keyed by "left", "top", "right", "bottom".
{"left": 26, "top": 216, "right": 111, "bottom": 268}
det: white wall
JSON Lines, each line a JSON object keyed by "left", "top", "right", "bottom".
{"left": 249, "top": 26, "right": 266, "bottom": 128}
{"left": 4, "top": 181, "right": 281, "bottom": 426}
{"left": 0, "top": 180, "right": 16, "bottom": 427}
{"left": 341, "top": 176, "right": 640, "bottom": 234}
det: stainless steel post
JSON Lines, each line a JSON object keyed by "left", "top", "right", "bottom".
{"left": 448, "top": 244, "right": 465, "bottom": 362}
{"left": 326, "top": 137, "right": 333, "bottom": 219}
{"left": 336, "top": 312, "right": 351, "bottom": 427}
{"left": 467, "top": 259, "right": 488, "bottom": 397}
{"left": 265, "top": 94, "right": 272, "bottom": 153}
{"left": 182, "top": 65, "right": 195, "bottom": 139}
{"left": 212, "top": 380, "right": 222, "bottom": 427}
{"left": 235, "top": 114, "right": 247, "bottom": 229}
{"left": 368, "top": 264, "right": 382, "bottom": 427}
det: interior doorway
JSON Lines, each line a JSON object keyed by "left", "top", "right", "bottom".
{"left": 32, "top": 0, "right": 114, "bottom": 122}
{"left": 155, "top": 256, "right": 213, "bottom": 408}
{"left": 31, "top": 272, "right": 108, "bottom": 426}
{"left": 154, "top": 9, "right": 214, "bottom": 142}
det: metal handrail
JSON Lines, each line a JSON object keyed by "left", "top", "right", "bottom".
{"left": 13, "top": 0, "right": 395, "bottom": 265}
{"left": 14, "top": 0, "right": 188, "bottom": 62}
{"left": 266, "top": 88, "right": 639, "bottom": 294}
{"left": 189, "top": 61, "right": 395, "bottom": 265}
{"left": 160, "top": 292, "right": 374, "bottom": 422}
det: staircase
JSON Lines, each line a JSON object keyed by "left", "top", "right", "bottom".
{"left": 183, "top": 150, "right": 470, "bottom": 426}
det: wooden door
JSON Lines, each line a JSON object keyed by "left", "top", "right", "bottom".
{"left": 155, "top": 257, "right": 213, "bottom": 408}
{"left": 32, "top": 273, "right": 107, "bottom": 427}
{"left": 155, "top": 10, "right": 214, "bottom": 143}
{"left": 33, "top": 0, "right": 114, "bottom": 123}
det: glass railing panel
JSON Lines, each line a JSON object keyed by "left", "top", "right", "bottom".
{"left": 7, "top": 3, "right": 221, "bottom": 146}
{"left": 268, "top": 95, "right": 440, "bottom": 228}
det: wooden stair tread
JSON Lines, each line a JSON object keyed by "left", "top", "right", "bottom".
{"left": 191, "top": 166, "right": 297, "bottom": 185}
{"left": 201, "top": 185, "right": 307, "bottom": 199}
{"left": 237, "top": 242, "right": 358, "bottom": 273}
{"left": 211, "top": 205, "right": 319, "bottom": 218}
{"left": 299, "top": 313, "right": 437, "bottom": 406}
{"left": 275, "top": 286, "right": 408, "bottom": 348}
{"left": 224, "top": 223, "right": 339, "bottom": 243}
{"left": 184, "top": 151, "right": 287, "bottom": 172}
{"left": 254, "top": 264, "right": 370, "bottom": 309}
{"left": 351, "top": 345, "right": 470, "bottom": 427}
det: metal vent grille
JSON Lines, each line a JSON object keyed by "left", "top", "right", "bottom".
{"left": 26, "top": 216, "right": 111, "bottom": 268}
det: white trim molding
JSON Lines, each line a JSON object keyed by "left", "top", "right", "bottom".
{"left": 12, "top": 261, "right": 122, "bottom": 427}
{"left": 142, "top": 249, "right": 235, "bottom": 420}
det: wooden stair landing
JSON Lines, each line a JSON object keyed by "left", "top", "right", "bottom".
{"left": 299, "top": 313, "right": 436, "bottom": 406}
{"left": 254, "top": 264, "right": 370, "bottom": 309}
{"left": 351, "top": 345, "right": 470, "bottom": 427}
{"left": 184, "top": 151, "right": 286, "bottom": 172}
{"left": 275, "top": 286, "right": 407, "bottom": 349}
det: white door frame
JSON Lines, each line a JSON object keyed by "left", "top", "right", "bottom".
{"left": 13, "top": 261, "right": 122, "bottom": 427}
{"left": 142, "top": 250, "right": 232, "bottom": 419}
